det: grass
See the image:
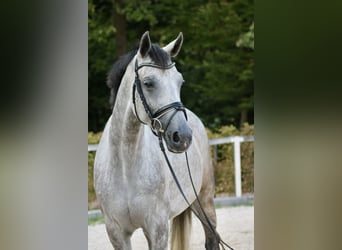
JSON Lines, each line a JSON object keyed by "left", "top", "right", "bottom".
{"left": 88, "top": 216, "right": 104, "bottom": 225}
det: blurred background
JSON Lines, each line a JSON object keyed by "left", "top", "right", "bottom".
{"left": 88, "top": 0, "right": 254, "bottom": 131}
{"left": 88, "top": 0, "right": 254, "bottom": 209}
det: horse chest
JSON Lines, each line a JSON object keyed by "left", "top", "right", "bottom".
{"left": 108, "top": 157, "right": 169, "bottom": 226}
{"left": 125, "top": 156, "right": 166, "bottom": 194}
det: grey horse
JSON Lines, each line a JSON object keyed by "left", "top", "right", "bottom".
{"left": 94, "top": 31, "right": 221, "bottom": 250}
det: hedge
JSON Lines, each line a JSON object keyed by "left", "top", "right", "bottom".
{"left": 88, "top": 124, "right": 254, "bottom": 209}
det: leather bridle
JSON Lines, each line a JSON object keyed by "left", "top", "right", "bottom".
{"left": 132, "top": 59, "right": 187, "bottom": 136}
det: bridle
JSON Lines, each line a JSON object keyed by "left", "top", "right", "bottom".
{"left": 132, "top": 59, "right": 187, "bottom": 136}
{"left": 132, "top": 58, "right": 234, "bottom": 250}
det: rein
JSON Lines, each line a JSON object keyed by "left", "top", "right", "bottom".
{"left": 158, "top": 135, "right": 234, "bottom": 250}
{"left": 133, "top": 59, "right": 233, "bottom": 250}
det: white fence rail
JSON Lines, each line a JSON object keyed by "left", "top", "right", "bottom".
{"left": 209, "top": 136, "right": 254, "bottom": 197}
{"left": 88, "top": 135, "right": 254, "bottom": 197}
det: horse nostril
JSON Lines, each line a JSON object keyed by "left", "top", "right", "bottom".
{"left": 173, "top": 132, "right": 180, "bottom": 143}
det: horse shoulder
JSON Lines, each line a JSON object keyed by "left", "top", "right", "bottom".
{"left": 94, "top": 116, "right": 117, "bottom": 197}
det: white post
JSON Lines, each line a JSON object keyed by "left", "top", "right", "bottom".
{"left": 233, "top": 136, "right": 242, "bottom": 197}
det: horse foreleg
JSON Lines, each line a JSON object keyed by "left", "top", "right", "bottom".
{"left": 142, "top": 214, "right": 169, "bottom": 250}
{"left": 105, "top": 216, "right": 133, "bottom": 250}
{"left": 191, "top": 180, "right": 221, "bottom": 250}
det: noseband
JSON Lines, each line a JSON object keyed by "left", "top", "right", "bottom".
{"left": 132, "top": 59, "right": 187, "bottom": 135}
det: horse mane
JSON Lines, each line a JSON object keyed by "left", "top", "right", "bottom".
{"left": 107, "top": 43, "right": 171, "bottom": 108}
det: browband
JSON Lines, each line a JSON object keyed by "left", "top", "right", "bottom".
{"left": 136, "top": 62, "right": 175, "bottom": 71}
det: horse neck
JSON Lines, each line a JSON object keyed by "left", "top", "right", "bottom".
{"left": 110, "top": 63, "right": 143, "bottom": 146}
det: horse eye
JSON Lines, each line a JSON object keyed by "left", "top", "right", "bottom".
{"left": 144, "top": 81, "right": 154, "bottom": 88}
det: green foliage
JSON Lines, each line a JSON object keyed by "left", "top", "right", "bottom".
{"left": 180, "top": 1, "right": 254, "bottom": 129}
{"left": 121, "top": 0, "right": 157, "bottom": 25}
{"left": 236, "top": 22, "right": 254, "bottom": 49}
{"left": 88, "top": 132, "right": 102, "bottom": 209}
{"left": 88, "top": 0, "right": 116, "bottom": 131}
{"left": 88, "top": 151, "right": 97, "bottom": 209}
{"left": 88, "top": 131, "right": 103, "bottom": 144}
{"left": 88, "top": 216, "right": 105, "bottom": 225}
{"left": 88, "top": 0, "right": 254, "bottom": 131}
{"left": 89, "top": 0, "right": 115, "bottom": 78}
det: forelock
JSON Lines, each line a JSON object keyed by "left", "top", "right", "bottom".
{"left": 148, "top": 44, "right": 171, "bottom": 67}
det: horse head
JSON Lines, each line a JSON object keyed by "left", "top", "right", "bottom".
{"left": 133, "top": 31, "right": 192, "bottom": 153}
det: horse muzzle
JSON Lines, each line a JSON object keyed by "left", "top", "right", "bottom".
{"left": 164, "top": 125, "right": 192, "bottom": 153}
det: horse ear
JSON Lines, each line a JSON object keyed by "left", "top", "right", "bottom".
{"left": 138, "top": 31, "right": 151, "bottom": 58}
{"left": 163, "top": 32, "right": 183, "bottom": 57}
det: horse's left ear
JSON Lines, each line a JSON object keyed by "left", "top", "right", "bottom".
{"left": 139, "top": 31, "right": 152, "bottom": 58}
{"left": 163, "top": 32, "right": 183, "bottom": 57}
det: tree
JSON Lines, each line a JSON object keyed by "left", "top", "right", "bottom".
{"left": 88, "top": 0, "right": 254, "bottom": 131}
{"left": 180, "top": 0, "right": 254, "bottom": 128}
{"left": 88, "top": 0, "right": 115, "bottom": 130}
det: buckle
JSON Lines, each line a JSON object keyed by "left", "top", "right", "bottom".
{"left": 151, "top": 118, "right": 164, "bottom": 134}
